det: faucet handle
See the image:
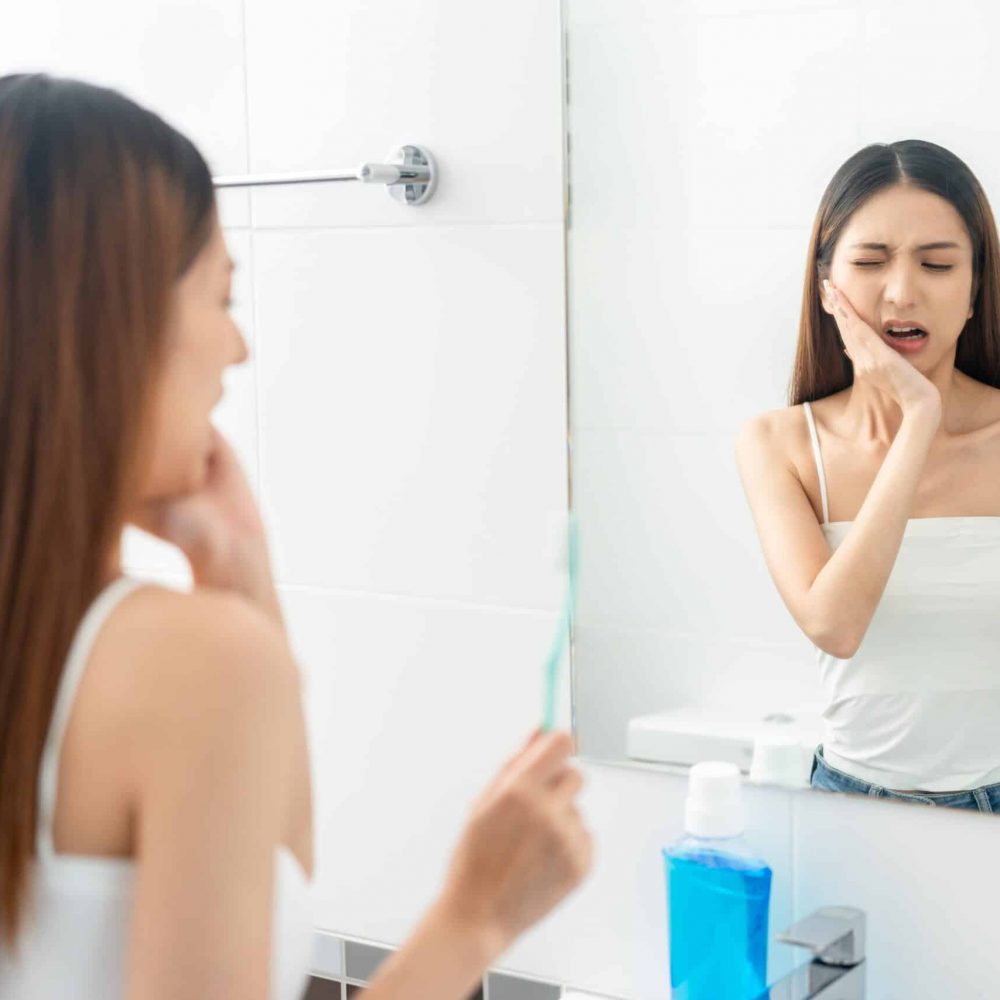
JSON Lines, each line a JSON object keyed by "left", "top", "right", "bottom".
{"left": 777, "top": 906, "right": 866, "bottom": 966}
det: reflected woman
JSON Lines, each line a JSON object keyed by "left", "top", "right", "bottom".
{"left": 736, "top": 140, "right": 1000, "bottom": 811}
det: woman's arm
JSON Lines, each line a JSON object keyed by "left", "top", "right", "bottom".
{"left": 737, "top": 280, "right": 944, "bottom": 659}
{"left": 736, "top": 401, "right": 940, "bottom": 658}
{"left": 121, "top": 590, "right": 304, "bottom": 1000}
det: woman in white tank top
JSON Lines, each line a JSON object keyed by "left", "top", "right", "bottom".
{"left": 737, "top": 140, "right": 1000, "bottom": 810}
{"left": 0, "top": 75, "right": 592, "bottom": 999}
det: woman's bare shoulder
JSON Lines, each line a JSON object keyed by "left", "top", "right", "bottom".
{"left": 87, "top": 583, "right": 299, "bottom": 745}
{"left": 736, "top": 402, "right": 813, "bottom": 461}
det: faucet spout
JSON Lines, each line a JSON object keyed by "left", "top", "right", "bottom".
{"left": 753, "top": 906, "right": 866, "bottom": 999}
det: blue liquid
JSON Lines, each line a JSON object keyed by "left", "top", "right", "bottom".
{"left": 664, "top": 844, "right": 772, "bottom": 1000}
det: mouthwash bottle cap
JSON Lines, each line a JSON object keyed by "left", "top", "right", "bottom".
{"left": 685, "top": 761, "right": 745, "bottom": 838}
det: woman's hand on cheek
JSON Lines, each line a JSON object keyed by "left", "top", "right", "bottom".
{"left": 132, "top": 427, "right": 286, "bottom": 631}
{"left": 824, "top": 279, "right": 942, "bottom": 417}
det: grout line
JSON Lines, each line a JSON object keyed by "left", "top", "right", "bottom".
{"left": 559, "top": 0, "right": 576, "bottom": 743}
{"left": 242, "top": 219, "right": 807, "bottom": 234}
{"left": 238, "top": 0, "right": 254, "bottom": 180}
{"left": 242, "top": 220, "right": 564, "bottom": 235}
{"left": 339, "top": 937, "right": 346, "bottom": 996}
{"left": 237, "top": 0, "right": 264, "bottom": 499}
{"left": 122, "top": 564, "right": 563, "bottom": 619}
{"left": 791, "top": 790, "right": 800, "bottom": 919}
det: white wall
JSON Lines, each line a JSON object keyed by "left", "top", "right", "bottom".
{"left": 7, "top": 2, "right": 1000, "bottom": 998}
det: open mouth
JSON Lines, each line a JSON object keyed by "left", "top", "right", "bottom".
{"left": 882, "top": 322, "right": 928, "bottom": 341}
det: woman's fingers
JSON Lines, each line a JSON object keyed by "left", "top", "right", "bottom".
{"left": 821, "top": 279, "right": 941, "bottom": 414}
{"left": 825, "top": 280, "right": 890, "bottom": 364}
{"left": 518, "top": 730, "right": 576, "bottom": 786}
{"left": 824, "top": 279, "right": 861, "bottom": 357}
{"left": 549, "top": 765, "right": 585, "bottom": 804}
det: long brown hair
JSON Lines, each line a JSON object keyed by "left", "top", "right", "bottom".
{"left": 789, "top": 139, "right": 1000, "bottom": 405}
{"left": 0, "top": 74, "right": 215, "bottom": 948}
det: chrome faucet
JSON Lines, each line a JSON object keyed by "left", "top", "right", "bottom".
{"left": 753, "top": 906, "right": 866, "bottom": 999}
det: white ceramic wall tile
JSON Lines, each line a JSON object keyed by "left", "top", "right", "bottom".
{"left": 123, "top": 229, "right": 259, "bottom": 577}
{"left": 571, "top": 429, "right": 807, "bottom": 638}
{"left": 793, "top": 788, "right": 1000, "bottom": 997}
{"left": 0, "top": 0, "right": 249, "bottom": 176}
{"left": 281, "top": 587, "right": 566, "bottom": 945}
{"left": 574, "top": 626, "right": 821, "bottom": 762}
{"left": 860, "top": 3, "right": 1000, "bottom": 146}
{"left": 254, "top": 225, "right": 567, "bottom": 610}
{"left": 563, "top": 0, "right": 697, "bottom": 234}
{"left": 242, "top": 0, "right": 563, "bottom": 228}
{"left": 568, "top": 226, "right": 809, "bottom": 434}
{"left": 856, "top": 3, "right": 1000, "bottom": 234}
{"left": 566, "top": 2, "right": 862, "bottom": 234}
{"left": 216, "top": 189, "right": 252, "bottom": 230}
{"left": 678, "top": 7, "right": 862, "bottom": 231}
{"left": 686, "top": 0, "right": 856, "bottom": 12}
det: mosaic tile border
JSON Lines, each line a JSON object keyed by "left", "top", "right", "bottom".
{"left": 306, "top": 930, "right": 626, "bottom": 1000}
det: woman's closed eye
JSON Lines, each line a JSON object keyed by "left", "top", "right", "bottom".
{"left": 850, "top": 259, "right": 954, "bottom": 272}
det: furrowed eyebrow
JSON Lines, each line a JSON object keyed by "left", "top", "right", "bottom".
{"left": 849, "top": 241, "right": 962, "bottom": 252}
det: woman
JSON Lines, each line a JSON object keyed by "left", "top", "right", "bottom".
{"left": 736, "top": 139, "right": 1000, "bottom": 810}
{"left": 0, "top": 74, "right": 592, "bottom": 998}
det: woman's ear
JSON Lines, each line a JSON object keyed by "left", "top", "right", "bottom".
{"left": 818, "top": 276, "right": 835, "bottom": 316}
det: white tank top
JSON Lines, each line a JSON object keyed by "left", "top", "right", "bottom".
{"left": 802, "top": 401, "right": 1000, "bottom": 792}
{"left": 0, "top": 576, "right": 315, "bottom": 998}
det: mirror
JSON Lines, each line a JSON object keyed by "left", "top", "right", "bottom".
{"left": 565, "top": 0, "right": 1000, "bottom": 813}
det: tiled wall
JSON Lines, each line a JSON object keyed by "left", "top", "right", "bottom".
{"left": 302, "top": 935, "right": 575, "bottom": 1000}
{"left": 8, "top": 2, "right": 1000, "bottom": 999}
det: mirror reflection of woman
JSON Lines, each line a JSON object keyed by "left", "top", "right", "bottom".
{"left": 737, "top": 140, "right": 1000, "bottom": 811}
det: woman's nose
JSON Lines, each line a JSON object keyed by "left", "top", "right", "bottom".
{"left": 883, "top": 263, "right": 918, "bottom": 311}
{"left": 232, "top": 327, "right": 250, "bottom": 366}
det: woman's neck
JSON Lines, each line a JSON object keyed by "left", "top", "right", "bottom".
{"left": 101, "top": 535, "right": 125, "bottom": 589}
{"left": 841, "top": 355, "right": 967, "bottom": 442}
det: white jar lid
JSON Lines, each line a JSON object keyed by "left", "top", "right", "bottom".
{"left": 685, "top": 761, "right": 745, "bottom": 838}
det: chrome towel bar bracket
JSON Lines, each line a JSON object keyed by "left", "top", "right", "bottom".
{"left": 212, "top": 144, "right": 438, "bottom": 206}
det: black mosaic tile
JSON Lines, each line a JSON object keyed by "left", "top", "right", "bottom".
{"left": 303, "top": 976, "right": 342, "bottom": 1000}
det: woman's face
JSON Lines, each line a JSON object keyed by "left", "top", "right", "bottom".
{"left": 821, "top": 183, "right": 976, "bottom": 365}
{"left": 140, "top": 212, "right": 247, "bottom": 499}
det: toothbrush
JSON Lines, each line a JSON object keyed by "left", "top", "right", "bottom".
{"left": 542, "top": 510, "right": 580, "bottom": 732}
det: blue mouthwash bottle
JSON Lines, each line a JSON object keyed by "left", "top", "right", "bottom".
{"left": 663, "top": 761, "right": 772, "bottom": 1000}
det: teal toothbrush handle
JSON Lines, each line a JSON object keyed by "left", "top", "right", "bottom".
{"left": 542, "top": 515, "right": 580, "bottom": 732}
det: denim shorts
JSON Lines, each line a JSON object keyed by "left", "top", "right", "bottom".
{"left": 810, "top": 745, "right": 1000, "bottom": 812}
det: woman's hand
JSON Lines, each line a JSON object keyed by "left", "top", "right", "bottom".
{"left": 435, "top": 729, "right": 593, "bottom": 959}
{"left": 131, "top": 427, "right": 285, "bottom": 630}
{"left": 824, "top": 279, "right": 942, "bottom": 417}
